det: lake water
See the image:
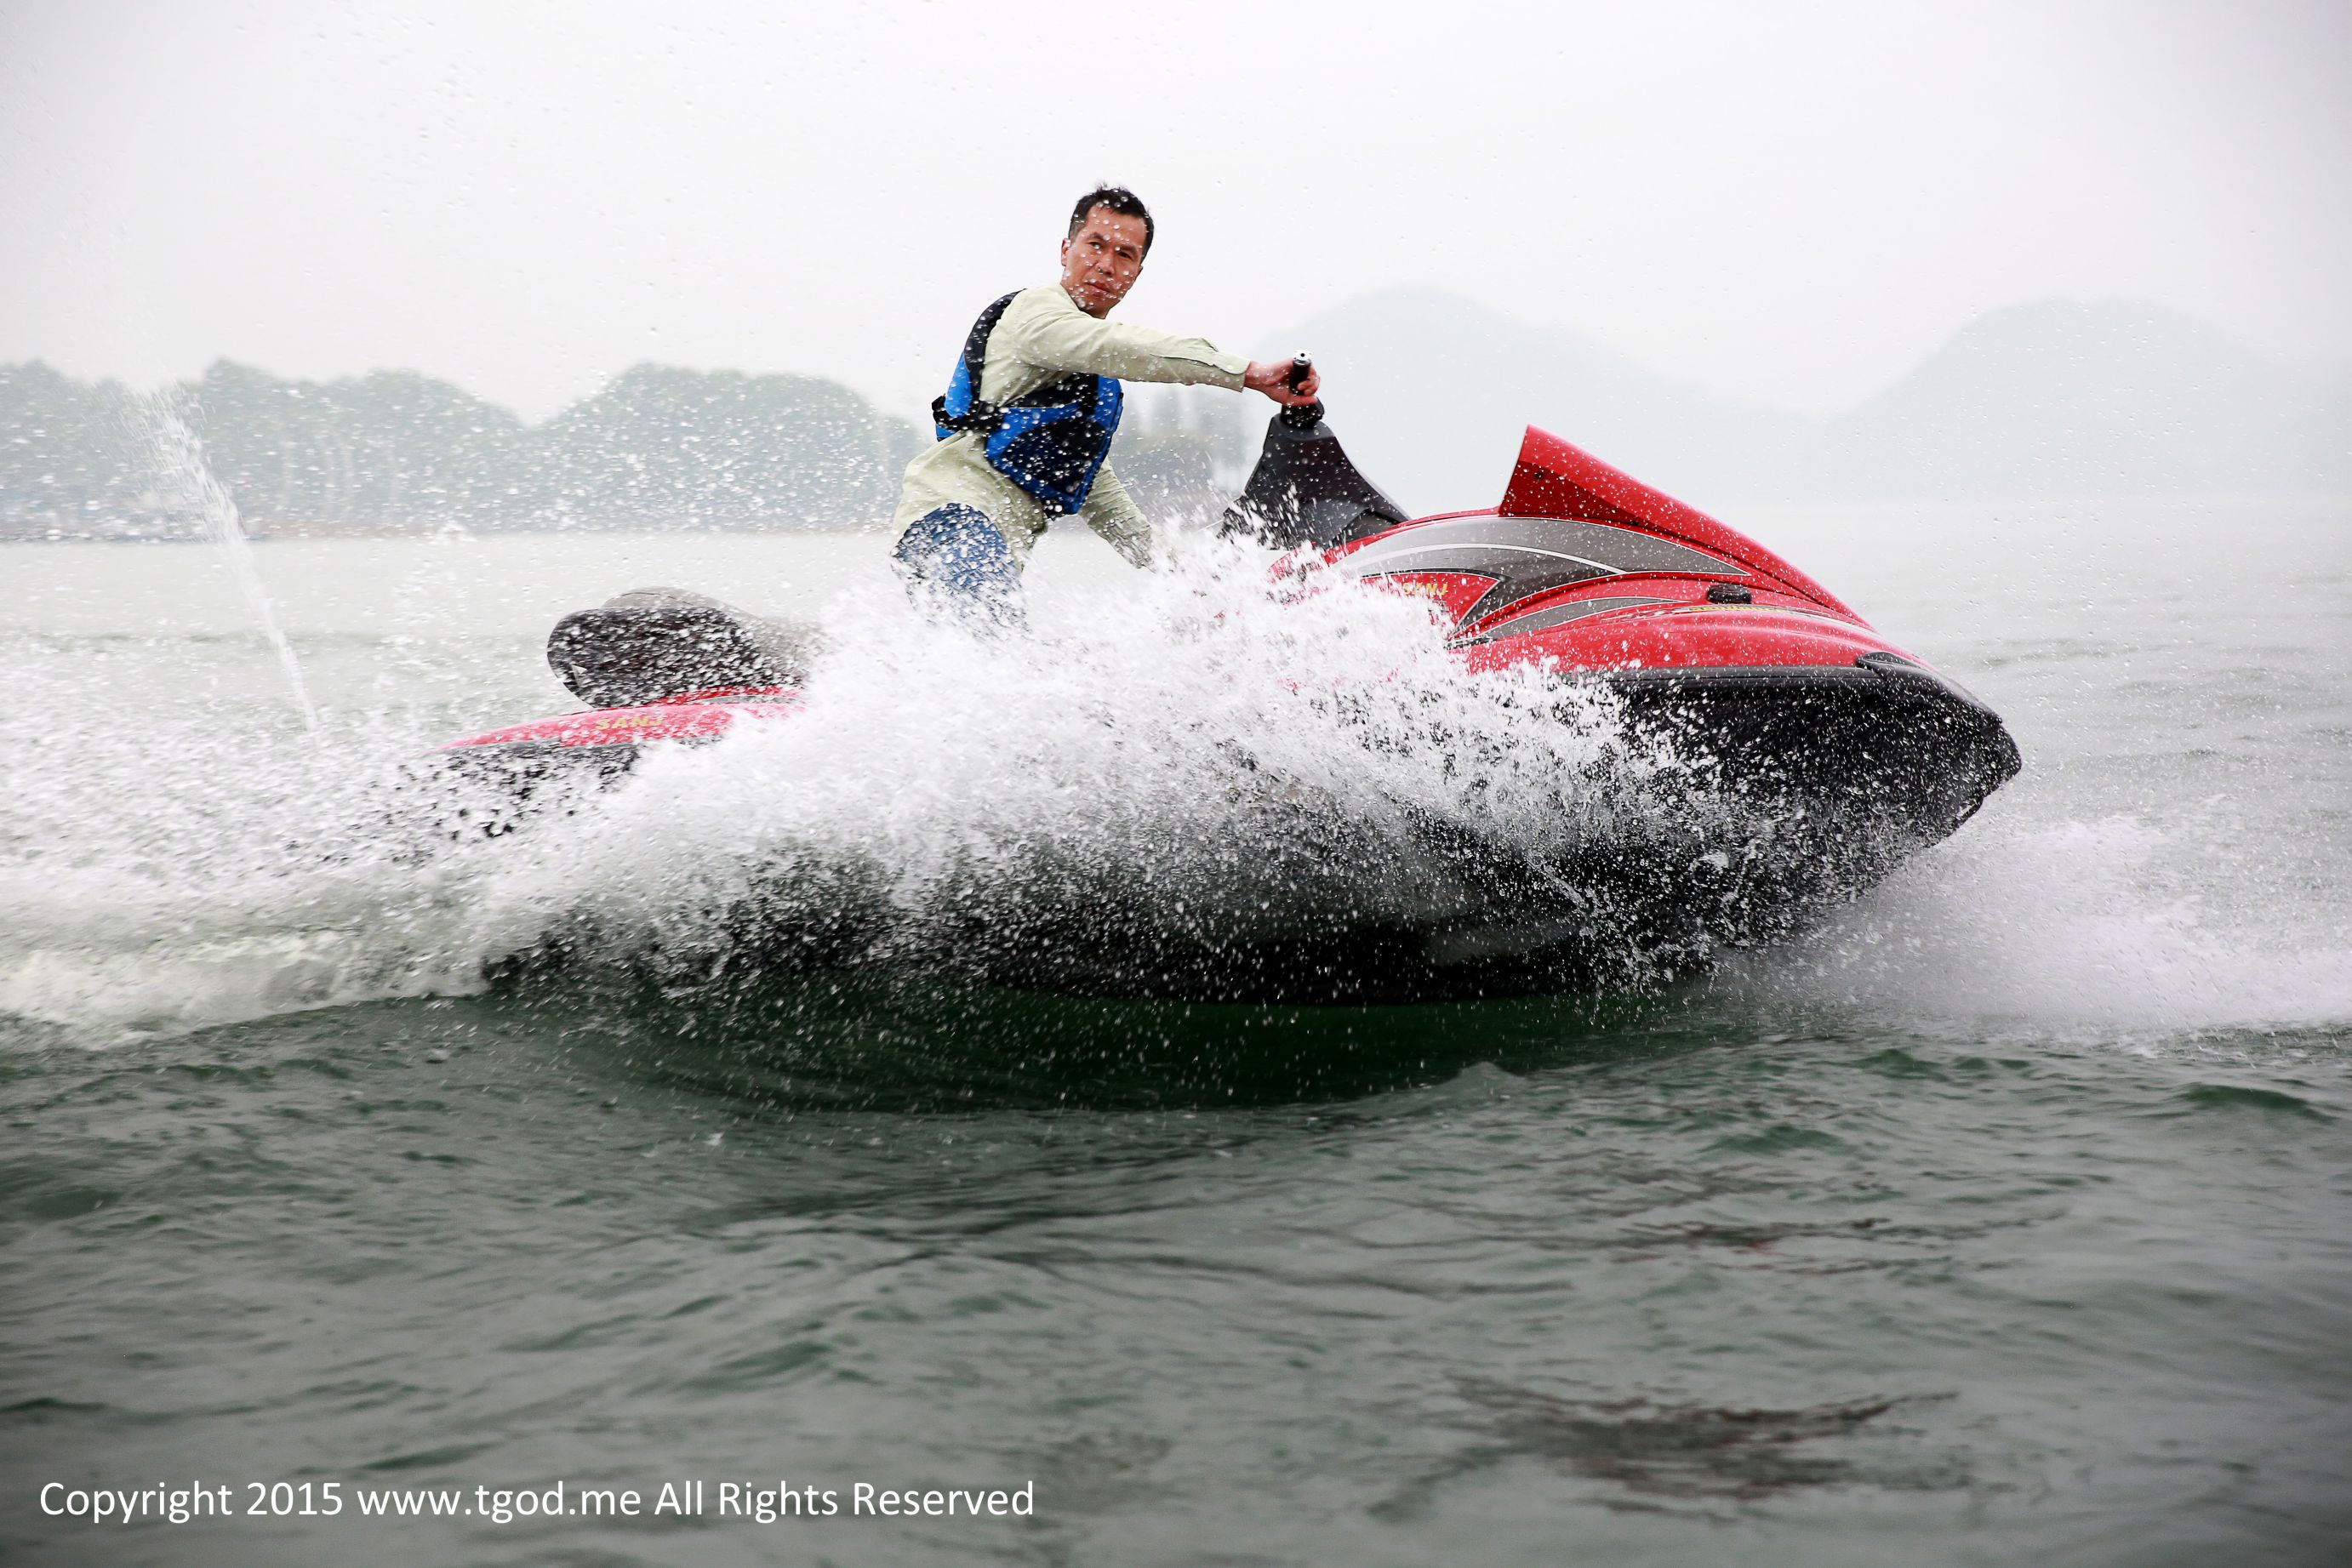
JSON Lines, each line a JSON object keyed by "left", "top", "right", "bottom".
{"left": 3, "top": 505, "right": 2349, "bottom": 1565}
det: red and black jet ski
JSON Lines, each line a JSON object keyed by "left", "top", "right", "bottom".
{"left": 1226, "top": 401, "right": 2018, "bottom": 854}
{"left": 429, "top": 402, "right": 2018, "bottom": 995}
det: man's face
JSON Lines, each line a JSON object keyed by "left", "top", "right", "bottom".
{"left": 1059, "top": 208, "right": 1149, "bottom": 317}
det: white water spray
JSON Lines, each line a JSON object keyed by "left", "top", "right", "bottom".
{"left": 2, "top": 514, "right": 2343, "bottom": 1045}
{"left": 142, "top": 391, "right": 320, "bottom": 733}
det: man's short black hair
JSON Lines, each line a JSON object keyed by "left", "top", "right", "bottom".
{"left": 1068, "top": 185, "right": 1153, "bottom": 256}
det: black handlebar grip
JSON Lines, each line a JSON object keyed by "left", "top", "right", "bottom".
{"left": 1286, "top": 353, "right": 1312, "bottom": 394}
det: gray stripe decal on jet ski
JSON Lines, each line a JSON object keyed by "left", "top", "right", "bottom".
{"left": 1344, "top": 516, "right": 1739, "bottom": 628}
{"left": 1448, "top": 596, "right": 1670, "bottom": 647}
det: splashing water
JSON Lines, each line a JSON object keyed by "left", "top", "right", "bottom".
{"left": 141, "top": 391, "right": 320, "bottom": 733}
{"left": 1717, "top": 811, "right": 2352, "bottom": 1043}
{"left": 430, "top": 549, "right": 1724, "bottom": 995}
{"left": 0, "top": 543, "right": 1783, "bottom": 1036}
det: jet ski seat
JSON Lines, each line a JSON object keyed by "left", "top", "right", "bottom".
{"left": 545, "top": 586, "right": 823, "bottom": 709}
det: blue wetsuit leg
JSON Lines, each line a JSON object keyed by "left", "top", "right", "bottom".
{"left": 892, "top": 503, "right": 1025, "bottom": 630}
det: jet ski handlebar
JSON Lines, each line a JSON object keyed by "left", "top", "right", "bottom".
{"left": 1281, "top": 352, "right": 1326, "bottom": 431}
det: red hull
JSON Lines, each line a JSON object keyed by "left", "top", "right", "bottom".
{"left": 438, "top": 687, "right": 802, "bottom": 755}
{"left": 1319, "top": 425, "right": 1925, "bottom": 687}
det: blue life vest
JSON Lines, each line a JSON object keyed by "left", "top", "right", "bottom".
{"left": 932, "top": 292, "right": 1123, "bottom": 516}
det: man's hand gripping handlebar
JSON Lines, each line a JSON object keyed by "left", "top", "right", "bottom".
{"left": 1243, "top": 351, "right": 1321, "bottom": 406}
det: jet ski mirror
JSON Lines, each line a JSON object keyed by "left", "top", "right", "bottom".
{"left": 1220, "top": 361, "right": 1409, "bottom": 550}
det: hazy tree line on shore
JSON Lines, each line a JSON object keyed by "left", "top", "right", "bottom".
{"left": 0, "top": 359, "right": 1245, "bottom": 539}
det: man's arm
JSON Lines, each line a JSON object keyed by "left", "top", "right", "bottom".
{"left": 1076, "top": 464, "right": 1159, "bottom": 569}
{"left": 1000, "top": 287, "right": 1249, "bottom": 389}
{"left": 998, "top": 287, "right": 1323, "bottom": 402}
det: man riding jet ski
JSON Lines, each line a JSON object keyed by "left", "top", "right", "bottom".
{"left": 893, "top": 184, "right": 1322, "bottom": 625}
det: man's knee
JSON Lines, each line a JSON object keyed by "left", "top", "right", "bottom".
{"left": 893, "top": 505, "right": 1025, "bottom": 627}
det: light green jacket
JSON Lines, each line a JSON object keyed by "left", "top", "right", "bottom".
{"left": 893, "top": 283, "right": 1250, "bottom": 567}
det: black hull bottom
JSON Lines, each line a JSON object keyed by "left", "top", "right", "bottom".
{"left": 1006, "top": 660, "right": 2023, "bottom": 1001}
{"left": 456, "top": 661, "right": 2018, "bottom": 1003}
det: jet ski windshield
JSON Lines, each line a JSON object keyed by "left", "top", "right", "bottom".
{"left": 1221, "top": 402, "right": 1409, "bottom": 551}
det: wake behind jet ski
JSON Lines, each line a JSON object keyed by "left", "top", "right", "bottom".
{"left": 425, "top": 398, "right": 2018, "bottom": 997}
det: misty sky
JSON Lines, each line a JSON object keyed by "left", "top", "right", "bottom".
{"left": 3, "top": 0, "right": 2347, "bottom": 425}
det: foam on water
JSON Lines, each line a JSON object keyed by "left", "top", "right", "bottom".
{"left": 1728, "top": 808, "right": 2352, "bottom": 1043}
{"left": 0, "top": 763, "right": 498, "bottom": 1038}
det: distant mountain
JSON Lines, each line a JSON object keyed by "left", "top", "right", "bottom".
{"left": 181, "top": 360, "right": 528, "bottom": 528}
{"left": 1827, "top": 299, "right": 2352, "bottom": 499}
{"left": 0, "top": 362, "right": 152, "bottom": 533}
{"left": 523, "top": 364, "right": 919, "bottom": 529}
{"left": 1264, "top": 289, "right": 2351, "bottom": 512}
{"left": 1257, "top": 288, "right": 1808, "bottom": 515}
